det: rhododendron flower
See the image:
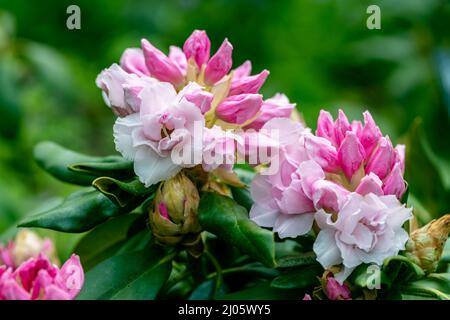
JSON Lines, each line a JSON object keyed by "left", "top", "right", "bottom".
{"left": 313, "top": 193, "right": 412, "bottom": 283}
{"left": 96, "top": 64, "right": 156, "bottom": 117}
{"left": 96, "top": 30, "right": 298, "bottom": 183}
{"left": 311, "top": 110, "right": 406, "bottom": 199}
{"left": 98, "top": 30, "right": 293, "bottom": 129}
{"left": 0, "top": 254, "right": 84, "bottom": 300}
{"left": 0, "top": 230, "right": 57, "bottom": 269}
{"left": 323, "top": 273, "right": 352, "bottom": 300}
{"left": 245, "top": 93, "right": 296, "bottom": 130}
{"left": 249, "top": 118, "right": 348, "bottom": 238}
{"left": 114, "top": 81, "right": 205, "bottom": 186}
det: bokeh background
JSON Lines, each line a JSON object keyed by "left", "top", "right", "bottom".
{"left": 0, "top": 0, "right": 449, "bottom": 258}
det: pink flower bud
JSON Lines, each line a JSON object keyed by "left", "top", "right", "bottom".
{"left": 325, "top": 276, "right": 351, "bottom": 300}
{"left": 233, "top": 60, "right": 252, "bottom": 79}
{"left": 229, "top": 69, "right": 269, "bottom": 96}
{"left": 337, "top": 131, "right": 366, "bottom": 180}
{"left": 120, "top": 48, "right": 150, "bottom": 77}
{"left": 204, "top": 39, "right": 233, "bottom": 85}
{"left": 334, "top": 110, "right": 351, "bottom": 145}
{"left": 359, "top": 111, "right": 382, "bottom": 156}
{"left": 304, "top": 135, "right": 338, "bottom": 172}
{"left": 302, "top": 294, "right": 312, "bottom": 300}
{"left": 184, "top": 90, "right": 214, "bottom": 114}
{"left": 383, "top": 162, "right": 406, "bottom": 198}
{"left": 216, "top": 93, "right": 262, "bottom": 124}
{"left": 244, "top": 93, "right": 295, "bottom": 130}
{"left": 183, "top": 30, "right": 211, "bottom": 68}
{"left": 141, "top": 39, "right": 184, "bottom": 87}
{"left": 316, "top": 110, "right": 337, "bottom": 145}
{"left": 365, "top": 136, "right": 394, "bottom": 180}
{"left": 355, "top": 173, "right": 384, "bottom": 196}
{"left": 169, "top": 46, "right": 188, "bottom": 74}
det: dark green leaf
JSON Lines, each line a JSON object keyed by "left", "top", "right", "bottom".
{"left": 198, "top": 192, "right": 276, "bottom": 268}
{"left": 92, "top": 176, "right": 157, "bottom": 207}
{"left": 77, "top": 247, "right": 174, "bottom": 300}
{"left": 188, "top": 280, "right": 226, "bottom": 300}
{"left": 18, "top": 188, "right": 133, "bottom": 233}
{"left": 34, "top": 141, "right": 131, "bottom": 185}
{"left": 231, "top": 186, "right": 253, "bottom": 212}
{"left": 348, "top": 264, "right": 391, "bottom": 288}
{"left": 271, "top": 264, "right": 322, "bottom": 289}
{"left": 223, "top": 282, "right": 300, "bottom": 300}
{"left": 69, "top": 160, "right": 134, "bottom": 180}
{"left": 276, "top": 252, "right": 316, "bottom": 268}
{"left": 73, "top": 214, "right": 140, "bottom": 270}
{"left": 383, "top": 255, "right": 425, "bottom": 284}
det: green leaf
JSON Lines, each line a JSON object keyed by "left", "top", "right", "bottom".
{"left": 223, "top": 282, "right": 300, "bottom": 300}
{"left": 18, "top": 188, "right": 133, "bottom": 233}
{"left": 276, "top": 252, "right": 316, "bottom": 268}
{"left": 233, "top": 166, "right": 256, "bottom": 185}
{"left": 69, "top": 160, "right": 134, "bottom": 180}
{"left": 406, "top": 273, "right": 450, "bottom": 295}
{"left": 348, "top": 264, "right": 391, "bottom": 288}
{"left": 34, "top": 141, "right": 132, "bottom": 185}
{"left": 198, "top": 192, "right": 276, "bottom": 268}
{"left": 77, "top": 247, "right": 174, "bottom": 300}
{"left": 383, "top": 255, "right": 425, "bottom": 284}
{"left": 188, "top": 279, "right": 226, "bottom": 300}
{"left": 230, "top": 186, "right": 253, "bottom": 212}
{"left": 271, "top": 264, "right": 322, "bottom": 289}
{"left": 73, "top": 214, "right": 141, "bottom": 271}
{"left": 400, "top": 286, "right": 450, "bottom": 300}
{"left": 92, "top": 177, "right": 157, "bottom": 208}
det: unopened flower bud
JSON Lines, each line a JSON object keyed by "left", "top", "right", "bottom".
{"left": 405, "top": 214, "right": 450, "bottom": 273}
{"left": 149, "top": 172, "right": 202, "bottom": 251}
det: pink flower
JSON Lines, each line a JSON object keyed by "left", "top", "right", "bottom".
{"left": 183, "top": 87, "right": 214, "bottom": 114}
{"left": 0, "top": 254, "right": 84, "bottom": 300}
{"left": 201, "top": 125, "right": 236, "bottom": 172}
{"left": 324, "top": 274, "right": 352, "bottom": 300}
{"left": 249, "top": 119, "right": 348, "bottom": 238}
{"left": 96, "top": 64, "right": 156, "bottom": 117}
{"left": 229, "top": 69, "right": 269, "bottom": 96}
{"left": 0, "top": 230, "right": 58, "bottom": 269}
{"left": 183, "top": 30, "right": 211, "bottom": 68}
{"left": 120, "top": 48, "right": 150, "bottom": 77}
{"left": 114, "top": 82, "right": 204, "bottom": 186}
{"left": 204, "top": 39, "right": 233, "bottom": 86}
{"left": 313, "top": 193, "right": 412, "bottom": 283}
{"left": 302, "top": 294, "right": 312, "bottom": 300}
{"left": 141, "top": 39, "right": 185, "bottom": 87}
{"left": 311, "top": 110, "right": 406, "bottom": 199}
{"left": 245, "top": 93, "right": 295, "bottom": 130}
{"left": 216, "top": 93, "right": 263, "bottom": 125}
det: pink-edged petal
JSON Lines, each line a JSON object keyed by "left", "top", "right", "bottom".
{"left": 337, "top": 131, "right": 365, "bottom": 180}
{"left": 355, "top": 173, "right": 384, "bottom": 196}
{"left": 274, "top": 213, "right": 315, "bottom": 238}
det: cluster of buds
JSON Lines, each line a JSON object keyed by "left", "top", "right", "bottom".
{"left": 0, "top": 230, "right": 84, "bottom": 300}
{"left": 250, "top": 110, "right": 412, "bottom": 283}
{"left": 96, "top": 30, "right": 298, "bottom": 249}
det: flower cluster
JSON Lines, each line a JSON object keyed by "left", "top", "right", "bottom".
{"left": 250, "top": 110, "right": 412, "bottom": 282}
{"left": 97, "top": 30, "right": 295, "bottom": 187}
{"left": 0, "top": 231, "right": 84, "bottom": 300}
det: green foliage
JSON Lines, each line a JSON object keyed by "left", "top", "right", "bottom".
{"left": 17, "top": 188, "right": 132, "bottom": 233}
{"left": 77, "top": 246, "right": 174, "bottom": 300}
{"left": 198, "top": 192, "right": 276, "bottom": 268}
{"left": 34, "top": 141, "right": 133, "bottom": 186}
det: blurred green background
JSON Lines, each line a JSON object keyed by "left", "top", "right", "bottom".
{"left": 0, "top": 0, "right": 449, "bottom": 257}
